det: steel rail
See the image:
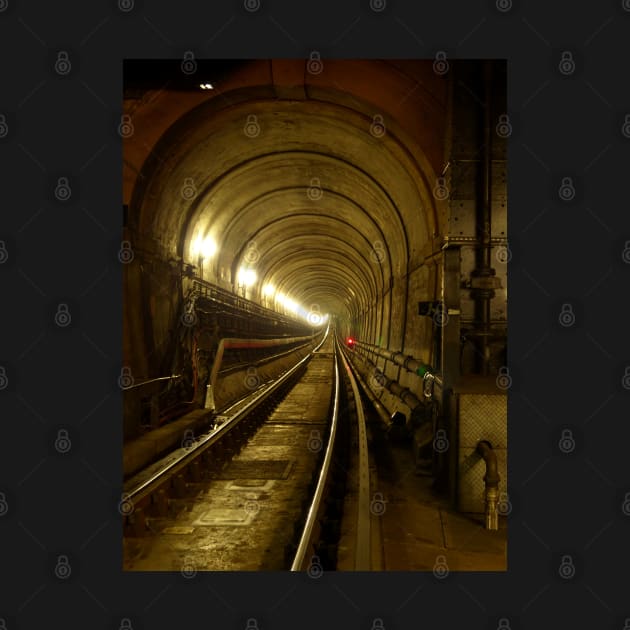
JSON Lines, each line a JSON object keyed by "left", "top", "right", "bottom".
{"left": 124, "top": 325, "right": 330, "bottom": 504}
{"left": 290, "top": 347, "right": 340, "bottom": 571}
{"left": 337, "top": 339, "right": 372, "bottom": 571}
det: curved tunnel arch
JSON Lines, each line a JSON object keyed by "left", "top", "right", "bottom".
{"left": 126, "top": 63, "right": 447, "bottom": 355}
{"left": 255, "top": 237, "right": 382, "bottom": 301}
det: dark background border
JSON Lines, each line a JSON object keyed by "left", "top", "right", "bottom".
{"left": 1, "top": 1, "right": 630, "bottom": 628}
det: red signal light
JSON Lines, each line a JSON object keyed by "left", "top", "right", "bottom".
{"left": 347, "top": 337, "right": 355, "bottom": 346}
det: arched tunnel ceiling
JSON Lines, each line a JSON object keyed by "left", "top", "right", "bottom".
{"left": 126, "top": 60, "right": 448, "bottom": 322}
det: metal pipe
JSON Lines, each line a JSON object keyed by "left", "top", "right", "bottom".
{"left": 351, "top": 339, "right": 442, "bottom": 389}
{"left": 476, "top": 440, "right": 500, "bottom": 530}
{"left": 124, "top": 374, "right": 182, "bottom": 390}
{"left": 478, "top": 61, "right": 494, "bottom": 376}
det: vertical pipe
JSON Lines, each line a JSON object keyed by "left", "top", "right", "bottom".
{"left": 481, "top": 61, "right": 493, "bottom": 376}
{"left": 471, "top": 60, "right": 495, "bottom": 377}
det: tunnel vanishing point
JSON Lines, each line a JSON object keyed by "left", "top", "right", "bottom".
{"left": 122, "top": 59, "right": 508, "bottom": 517}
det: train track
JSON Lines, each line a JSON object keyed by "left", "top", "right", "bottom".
{"left": 122, "top": 327, "right": 375, "bottom": 572}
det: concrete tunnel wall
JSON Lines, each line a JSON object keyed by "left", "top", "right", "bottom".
{"left": 122, "top": 59, "right": 507, "bottom": 465}
{"left": 122, "top": 60, "right": 451, "bottom": 395}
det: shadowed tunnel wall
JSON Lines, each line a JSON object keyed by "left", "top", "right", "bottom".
{"left": 122, "top": 59, "right": 507, "bottom": 442}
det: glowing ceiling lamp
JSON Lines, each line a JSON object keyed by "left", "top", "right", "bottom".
{"left": 237, "top": 267, "right": 257, "bottom": 287}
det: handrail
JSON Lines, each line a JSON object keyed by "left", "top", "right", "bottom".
{"left": 290, "top": 341, "right": 340, "bottom": 571}
{"left": 206, "top": 333, "right": 318, "bottom": 411}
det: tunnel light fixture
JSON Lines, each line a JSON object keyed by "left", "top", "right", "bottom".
{"left": 237, "top": 267, "right": 257, "bottom": 287}
{"left": 199, "top": 83, "right": 214, "bottom": 90}
{"left": 192, "top": 235, "right": 217, "bottom": 259}
{"left": 262, "top": 283, "right": 275, "bottom": 297}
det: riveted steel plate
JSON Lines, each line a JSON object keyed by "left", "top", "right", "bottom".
{"left": 211, "top": 459, "right": 294, "bottom": 480}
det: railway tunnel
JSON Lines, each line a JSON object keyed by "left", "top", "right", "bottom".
{"left": 121, "top": 58, "right": 508, "bottom": 571}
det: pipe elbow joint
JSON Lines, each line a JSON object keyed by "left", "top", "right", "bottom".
{"left": 477, "top": 440, "right": 500, "bottom": 487}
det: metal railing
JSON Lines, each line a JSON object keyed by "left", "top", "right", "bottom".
{"left": 124, "top": 326, "right": 330, "bottom": 505}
